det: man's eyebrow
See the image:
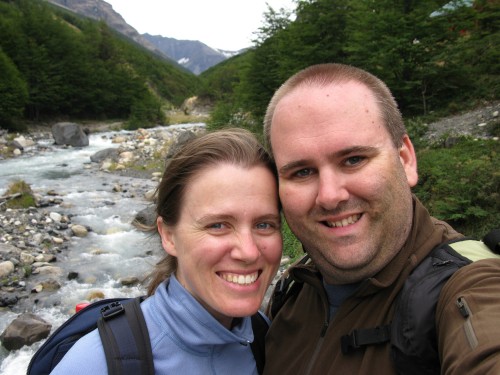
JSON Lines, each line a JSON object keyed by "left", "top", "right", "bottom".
{"left": 336, "top": 145, "right": 378, "bottom": 157}
{"left": 278, "top": 146, "right": 378, "bottom": 175}
{"left": 278, "top": 160, "right": 310, "bottom": 175}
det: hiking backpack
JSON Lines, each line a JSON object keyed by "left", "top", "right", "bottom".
{"left": 269, "top": 229, "right": 500, "bottom": 375}
{"left": 27, "top": 295, "right": 269, "bottom": 375}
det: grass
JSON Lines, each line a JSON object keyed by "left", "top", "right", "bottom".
{"left": 3, "top": 180, "right": 36, "bottom": 209}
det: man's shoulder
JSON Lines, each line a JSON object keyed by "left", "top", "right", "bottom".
{"left": 443, "top": 255, "right": 500, "bottom": 292}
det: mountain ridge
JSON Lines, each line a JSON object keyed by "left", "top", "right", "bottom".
{"left": 45, "top": 0, "right": 240, "bottom": 74}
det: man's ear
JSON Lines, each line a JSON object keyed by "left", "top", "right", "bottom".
{"left": 157, "top": 217, "right": 177, "bottom": 256}
{"left": 399, "top": 135, "right": 418, "bottom": 187}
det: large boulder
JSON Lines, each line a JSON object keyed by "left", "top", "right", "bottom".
{"left": 0, "top": 313, "right": 51, "bottom": 350}
{"left": 52, "top": 122, "right": 89, "bottom": 147}
{"left": 133, "top": 206, "right": 156, "bottom": 227}
{"left": 90, "top": 147, "right": 120, "bottom": 163}
{"left": 165, "top": 130, "right": 197, "bottom": 159}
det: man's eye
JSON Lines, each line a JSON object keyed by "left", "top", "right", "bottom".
{"left": 345, "top": 156, "right": 365, "bottom": 166}
{"left": 293, "top": 168, "right": 313, "bottom": 178}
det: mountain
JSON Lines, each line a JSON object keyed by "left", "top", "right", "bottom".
{"left": 45, "top": 0, "right": 240, "bottom": 74}
{"left": 143, "top": 34, "right": 241, "bottom": 75}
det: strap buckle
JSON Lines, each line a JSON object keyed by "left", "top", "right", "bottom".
{"left": 100, "top": 301, "right": 125, "bottom": 320}
{"left": 341, "top": 325, "right": 391, "bottom": 354}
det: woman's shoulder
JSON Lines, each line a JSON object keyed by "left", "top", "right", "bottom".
{"left": 49, "top": 328, "right": 108, "bottom": 374}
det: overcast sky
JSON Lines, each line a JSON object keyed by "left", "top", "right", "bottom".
{"left": 104, "top": 0, "right": 295, "bottom": 51}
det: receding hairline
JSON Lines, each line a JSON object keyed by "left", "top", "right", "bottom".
{"left": 264, "top": 63, "right": 405, "bottom": 155}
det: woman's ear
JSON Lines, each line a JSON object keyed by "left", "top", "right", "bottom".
{"left": 157, "top": 217, "right": 177, "bottom": 256}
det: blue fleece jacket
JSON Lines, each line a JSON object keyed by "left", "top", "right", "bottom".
{"left": 50, "top": 275, "right": 259, "bottom": 374}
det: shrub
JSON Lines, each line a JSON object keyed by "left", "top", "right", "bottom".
{"left": 413, "top": 137, "right": 500, "bottom": 238}
{"left": 3, "top": 180, "right": 36, "bottom": 209}
{"left": 282, "top": 218, "right": 303, "bottom": 261}
{"left": 126, "top": 93, "right": 166, "bottom": 130}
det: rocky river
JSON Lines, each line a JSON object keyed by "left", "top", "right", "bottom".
{"left": 0, "top": 122, "right": 206, "bottom": 374}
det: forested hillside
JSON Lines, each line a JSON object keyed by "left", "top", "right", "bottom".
{"left": 202, "top": 0, "right": 498, "bottom": 126}
{"left": 0, "top": 0, "right": 199, "bottom": 130}
{"left": 0, "top": 0, "right": 498, "bottom": 238}
{"left": 199, "top": 0, "right": 499, "bottom": 240}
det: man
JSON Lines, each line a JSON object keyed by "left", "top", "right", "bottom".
{"left": 262, "top": 63, "right": 500, "bottom": 374}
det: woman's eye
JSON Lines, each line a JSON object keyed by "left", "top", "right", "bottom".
{"left": 256, "top": 221, "right": 279, "bottom": 231}
{"left": 256, "top": 222, "right": 271, "bottom": 230}
{"left": 208, "top": 223, "right": 225, "bottom": 230}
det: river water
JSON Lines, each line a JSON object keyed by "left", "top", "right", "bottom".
{"left": 0, "top": 124, "right": 201, "bottom": 374}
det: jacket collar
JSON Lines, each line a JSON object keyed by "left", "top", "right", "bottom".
{"left": 290, "top": 196, "right": 462, "bottom": 295}
{"left": 149, "top": 275, "right": 254, "bottom": 353}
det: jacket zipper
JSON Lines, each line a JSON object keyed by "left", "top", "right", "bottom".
{"left": 303, "top": 322, "right": 329, "bottom": 375}
{"left": 456, "top": 296, "right": 478, "bottom": 349}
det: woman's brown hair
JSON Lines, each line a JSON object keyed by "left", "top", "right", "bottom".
{"left": 147, "top": 128, "right": 277, "bottom": 295}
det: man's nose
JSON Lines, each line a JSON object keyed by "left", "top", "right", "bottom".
{"left": 315, "top": 169, "right": 349, "bottom": 210}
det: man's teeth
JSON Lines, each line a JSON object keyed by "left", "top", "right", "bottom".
{"left": 325, "top": 214, "right": 361, "bottom": 228}
{"left": 221, "top": 272, "right": 258, "bottom": 285}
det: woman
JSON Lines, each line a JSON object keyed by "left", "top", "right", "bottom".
{"left": 51, "top": 128, "right": 282, "bottom": 374}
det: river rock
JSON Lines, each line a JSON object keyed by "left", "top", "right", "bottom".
{"left": 32, "top": 279, "right": 61, "bottom": 292}
{"left": 20, "top": 252, "right": 35, "bottom": 265}
{"left": 133, "top": 206, "right": 156, "bottom": 227}
{"left": 0, "top": 261, "right": 15, "bottom": 278}
{"left": 112, "top": 135, "right": 127, "bottom": 144}
{"left": 86, "top": 290, "right": 105, "bottom": 301}
{"left": 119, "top": 276, "right": 139, "bottom": 286}
{"left": 0, "top": 243, "right": 22, "bottom": 258}
{"left": 12, "top": 135, "right": 35, "bottom": 150}
{"left": 90, "top": 148, "right": 119, "bottom": 163}
{"left": 144, "top": 189, "right": 156, "bottom": 201}
{"left": 52, "top": 122, "right": 89, "bottom": 147}
{"left": 0, "top": 294, "right": 18, "bottom": 307}
{"left": 165, "top": 130, "right": 197, "bottom": 158}
{"left": 0, "top": 313, "right": 51, "bottom": 351}
{"left": 49, "top": 212, "right": 62, "bottom": 222}
{"left": 71, "top": 224, "right": 88, "bottom": 237}
{"left": 32, "top": 265, "right": 63, "bottom": 277}
{"left": 118, "top": 151, "right": 134, "bottom": 164}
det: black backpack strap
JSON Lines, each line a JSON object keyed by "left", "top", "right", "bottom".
{"left": 268, "top": 254, "right": 309, "bottom": 318}
{"left": 250, "top": 311, "right": 269, "bottom": 374}
{"left": 97, "top": 296, "right": 154, "bottom": 375}
{"left": 341, "top": 325, "right": 391, "bottom": 354}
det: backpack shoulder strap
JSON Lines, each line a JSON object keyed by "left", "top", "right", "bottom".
{"left": 389, "top": 241, "right": 472, "bottom": 374}
{"left": 250, "top": 311, "right": 270, "bottom": 374}
{"left": 341, "top": 236, "right": 499, "bottom": 373}
{"left": 98, "top": 296, "right": 154, "bottom": 375}
{"left": 267, "top": 254, "right": 310, "bottom": 318}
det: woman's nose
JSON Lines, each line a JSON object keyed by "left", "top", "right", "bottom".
{"left": 231, "top": 232, "right": 260, "bottom": 263}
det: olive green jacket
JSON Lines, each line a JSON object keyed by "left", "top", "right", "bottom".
{"left": 264, "top": 197, "right": 500, "bottom": 374}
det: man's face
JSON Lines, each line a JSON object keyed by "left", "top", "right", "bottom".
{"left": 270, "top": 81, "right": 418, "bottom": 283}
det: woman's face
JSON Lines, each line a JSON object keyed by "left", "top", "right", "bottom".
{"left": 157, "top": 163, "right": 282, "bottom": 328}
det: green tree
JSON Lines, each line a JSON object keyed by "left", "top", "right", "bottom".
{"left": 0, "top": 48, "right": 28, "bottom": 127}
{"left": 344, "top": 0, "right": 485, "bottom": 115}
{"left": 414, "top": 137, "right": 500, "bottom": 238}
{"left": 240, "top": 0, "right": 351, "bottom": 122}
